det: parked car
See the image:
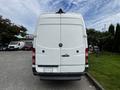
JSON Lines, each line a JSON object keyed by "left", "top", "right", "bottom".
{"left": 23, "top": 41, "right": 33, "bottom": 50}
{"left": 94, "top": 46, "right": 100, "bottom": 53}
{"left": 8, "top": 41, "right": 25, "bottom": 50}
{"left": 32, "top": 9, "right": 88, "bottom": 80}
{"left": 0, "top": 43, "right": 8, "bottom": 51}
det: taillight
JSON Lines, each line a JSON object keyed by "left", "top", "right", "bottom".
{"left": 32, "top": 48, "right": 35, "bottom": 65}
{"left": 85, "top": 48, "right": 88, "bottom": 65}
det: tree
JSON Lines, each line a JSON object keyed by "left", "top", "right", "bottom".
{"left": 19, "top": 26, "right": 27, "bottom": 37}
{"left": 107, "top": 24, "right": 115, "bottom": 51}
{"left": 0, "top": 15, "right": 28, "bottom": 45}
{"left": 87, "top": 29, "right": 100, "bottom": 46}
{"left": 87, "top": 29, "right": 104, "bottom": 51}
{"left": 114, "top": 23, "right": 120, "bottom": 52}
{"left": 108, "top": 24, "right": 115, "bottom": 36}
{"left": 87, "top": 24, "right": 120, "bottom": 53}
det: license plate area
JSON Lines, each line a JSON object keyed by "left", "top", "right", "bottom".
{"left": 38, "top": 65, "right": 59, "bottom": 72}
{"left": 44, "top": 67, "right": 53, "bottom": 72}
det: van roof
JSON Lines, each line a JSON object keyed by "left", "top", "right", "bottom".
{"left": 39, "top": 13, "right": 83, "bottom": 19}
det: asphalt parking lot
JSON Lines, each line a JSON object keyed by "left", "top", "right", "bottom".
{"left": 0, "top": 51, "right": 96, "bottom": 90}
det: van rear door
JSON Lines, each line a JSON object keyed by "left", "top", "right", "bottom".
{"left": 36, "top": 15, "right": 61, "bottom": 68}
{"left": 60, "top": 15, "right": 85, "bottom": 72}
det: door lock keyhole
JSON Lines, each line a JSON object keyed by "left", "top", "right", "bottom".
{"left": 59, "top": 43, "right": 63, "bottom": 47}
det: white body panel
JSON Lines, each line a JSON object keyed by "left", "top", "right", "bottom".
{"left": 36, "top": 25, "right": 61, "bottom": 65}
{"left": 34, "top": 13, "right": 88, "bottom": 74}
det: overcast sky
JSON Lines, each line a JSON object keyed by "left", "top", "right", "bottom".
{"left": 0, "top": 0, "right": 120, "bottom": 33}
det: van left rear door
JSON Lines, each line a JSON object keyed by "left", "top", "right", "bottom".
{"left": 36, "top": 15, "right": 61, "bottom": 72}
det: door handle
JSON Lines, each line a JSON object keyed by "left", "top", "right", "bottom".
{"left": 61, "top": 54, "right": 70, "bottom": 57}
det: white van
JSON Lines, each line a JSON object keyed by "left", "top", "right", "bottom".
{"left": 8, "top": 41, "right": 25, "bottom": 50}
{"left": 32, "top": 9, "right": 88, "bottom": 80}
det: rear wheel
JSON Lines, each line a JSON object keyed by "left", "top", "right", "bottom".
{"left": 32, "top": 67, "right": 38, "bottom": 75}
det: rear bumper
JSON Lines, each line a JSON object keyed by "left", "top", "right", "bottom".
{"left": 8, "top": 47, "right": 19, "bottom": 50}
{"left": 32, "top": 67, "right": 86, "bottom": 80}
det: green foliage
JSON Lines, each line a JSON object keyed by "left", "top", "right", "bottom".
{"left": 87, "top": 29, "right": 100, "bottom": 45}
{"left": 113, "top": 24, "right": 120, "bottom": 52}
{"left": 87, "top": 23, "right": 120, "bottom": 53}
{"left": 108, "top": 24, "right": 115, "bottom": 36}
{"left": 0, "top": 15, "right": 27, "bottom": 44}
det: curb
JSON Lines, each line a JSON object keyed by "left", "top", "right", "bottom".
{"left": 85, "top": 73, "right": 105, "bottom": 90}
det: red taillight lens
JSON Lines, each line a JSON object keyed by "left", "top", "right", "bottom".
{"left": 85, "top": 48, "right": 88, "bottom": 64}
{"left": 32, "top": 48, "right": 35, "bottom": 65}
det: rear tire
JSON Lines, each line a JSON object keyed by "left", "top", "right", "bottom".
{"left": 32, "top": 68, "right": 38, "bottom": 75}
